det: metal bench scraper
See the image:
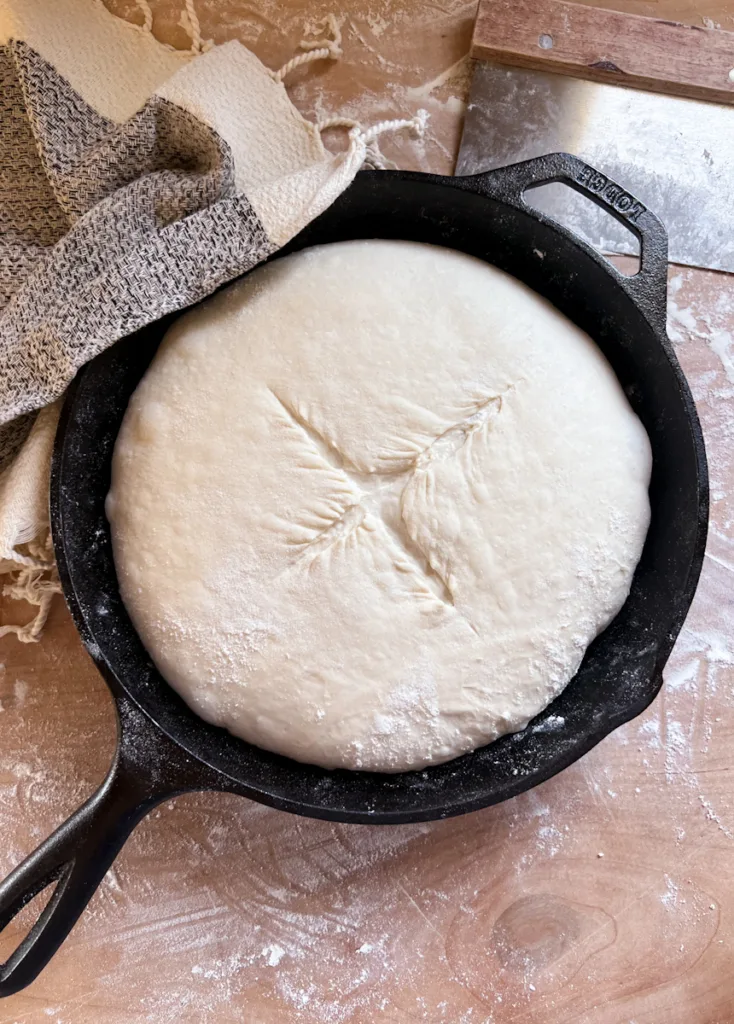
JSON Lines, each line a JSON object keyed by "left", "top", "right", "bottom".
{"left": 456, "top": 0, "right": 734, "bottom": 272}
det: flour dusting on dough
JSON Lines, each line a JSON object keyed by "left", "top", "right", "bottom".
{"left": 107, "top": 240, "right": 650, "bottom": 772}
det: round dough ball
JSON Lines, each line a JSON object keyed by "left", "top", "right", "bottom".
{"left": 106, "top": 240, "right": 651, "bottom": 772}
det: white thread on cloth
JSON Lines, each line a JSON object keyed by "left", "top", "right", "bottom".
{"left": 317, "top": 116, "right": 388, "bottom": 170}
{"left": 0, "top": 535, "right": 60, "bottom": 644}
{"left": 273, "top": 48, "right": 334, "bottom": 83}
{"left": 361, "top": 111, "right": 429, "bottom": 146}
{"left": 0, "top": 404, "right": 62, "bottom": 642}
{"left": 181, "top": 0, "right": 213, "bottom": 55}
{"left": 316, "top": 110, "right": 429, "bottom": 172}
{"left": 134, "top": 0, "right": 153, "bottom": 34}
{"left": 132, "top": 0, "right": 213, "bottom": 55}
{"left": 273, "top": 14, "right": 342, "bottom": 83}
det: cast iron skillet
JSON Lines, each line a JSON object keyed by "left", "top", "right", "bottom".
{"left": 0, "top": 154, "right": 708, "bottom": 996}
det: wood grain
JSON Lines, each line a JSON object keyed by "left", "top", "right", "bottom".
{"left": 472, "top": 0, "right": 734, "bottom": 104}
{"left": 3, "top": 2, "right": 734, "bottom": 1022}
{"left": 579, "top": 0, "right": 733, "bottom": 24}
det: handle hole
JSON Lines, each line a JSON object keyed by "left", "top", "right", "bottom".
{"left": 523, "top": 181, "right": 641, "bottom": 276}
{"left": 0, "top": 877, "right": 61, "bottom": 965}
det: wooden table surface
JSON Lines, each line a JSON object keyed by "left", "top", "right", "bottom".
{"left": 3, "top": 1, "right": 734, "bottom": 1021}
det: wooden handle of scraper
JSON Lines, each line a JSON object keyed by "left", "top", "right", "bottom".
{"left": 471, "top": 0, "right": 734, "bottom": 105}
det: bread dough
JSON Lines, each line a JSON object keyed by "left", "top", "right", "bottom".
{"left": 106, "top": 240, "right": 651, "bottom": 772}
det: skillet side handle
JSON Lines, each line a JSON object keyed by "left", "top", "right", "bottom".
{"left": 455, "top": 152, "right": 670, "bottom": 334}
{"left": 0, "top": 697, "right": 196, "bottom": 998}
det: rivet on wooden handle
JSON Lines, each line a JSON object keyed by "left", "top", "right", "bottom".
{"left": 471, "top": 0, "right": 734, "bottom": 106}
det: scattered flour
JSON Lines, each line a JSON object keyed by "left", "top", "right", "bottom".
{"left": 532, "top": 714, "right": 565, "bottom": 733}
{"left": 4, "top": 8, "right": 734, "bottom": 1022}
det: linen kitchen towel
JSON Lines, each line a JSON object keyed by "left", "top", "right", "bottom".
{"left": 0, "top": 0, "right": 423, "bottom": 640}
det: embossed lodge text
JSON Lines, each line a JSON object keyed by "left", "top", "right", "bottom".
{"left": 576, "top": 166, "right": 647, "bottom": 222}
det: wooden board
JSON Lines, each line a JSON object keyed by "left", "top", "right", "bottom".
{"left": 3, "top": 1, "right": 734, "bottom": 1022}
{"left": 472, "top": 0, "right": 734, "bottom": 104}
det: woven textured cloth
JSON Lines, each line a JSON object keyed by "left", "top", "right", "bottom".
{"left": 0, "top": 0, "right": 408, "bottom": 640}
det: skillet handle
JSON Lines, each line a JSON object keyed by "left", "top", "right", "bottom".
{"left": 456, "top": 152, "right": 669, "bottom": 333}
{"left": 0, "top": 697, "right": 199, "bottom": 997}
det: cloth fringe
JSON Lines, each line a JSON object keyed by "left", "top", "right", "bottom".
{"left": 273, "top": 14, "right": 342, "bottom": 83}
{"left": 0, "top": 533, "right": 61, "bottom": 643}
{"left": 134, "top": 0, "right": 213, "bottom": 55}
{"left": 317, "top": 110, "right": 428, "bottom": 171}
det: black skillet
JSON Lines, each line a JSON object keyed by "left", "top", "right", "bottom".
{"left": 0, "top": 153, "right": 708, "bottom": 996}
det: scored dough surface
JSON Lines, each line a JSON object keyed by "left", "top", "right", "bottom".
{"left": 106, "top": 240, "right": 651, "bottom": 772}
